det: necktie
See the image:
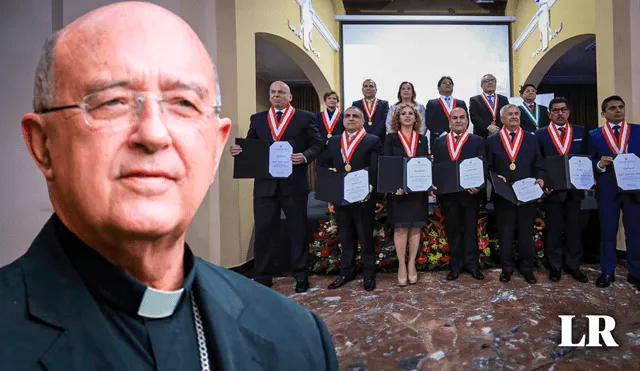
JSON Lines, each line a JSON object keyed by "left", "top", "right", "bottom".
{"left": 558, "top": 126, "right": 565, "bottom": 140}
{"left": 509, "top": 132, "right": 515, "bottom": 141}
{"left": 613, "top": 125, "right": 620, "bottom": 140}
{"left": 529, "top": 103, "right": 535, "bottom": 113}
{"left": 488, "top": 95, "right": 494, "bottom": 106}
{"left": 276, "top": 111, "right": 283, "bottom": 122}
{"left": 454, "top": 135, "right": 459, "bottom": 140}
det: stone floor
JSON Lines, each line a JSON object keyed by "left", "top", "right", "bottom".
{"left": 273, "top": 265, "right": 640, "bottom": 371}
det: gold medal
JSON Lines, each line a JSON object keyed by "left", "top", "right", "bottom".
{"left": 327, "top": 133, "right": 332, "bottom": 139}
{"left": 368, "top": 121, "right": 372, "bottom": 126}
{"left": 344, "top": 163, "right": 352, "bottom": 172}
{"left": 509, "top": 162, "right": 516, "bottom": 171}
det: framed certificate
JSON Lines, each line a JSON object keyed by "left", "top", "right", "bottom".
{"left": 377, "top": 156, "right": 433, "bottom": 193}
{"left": 432, "top": 157, "right": 486, "bottom": 195}
{"left": 315, "top": 167, "right": 371, "bottom": 205}
{"left": 544, "top": 155, "right": 595, "bottom": 191}
{"left": 489, "top": 171, "right": 544, "bottom": 205}
{"left": 612, "top": 153, "right": 640, "bottom": 192}
{"left": 232, "top": 138, "right": 294, "bottom": 179}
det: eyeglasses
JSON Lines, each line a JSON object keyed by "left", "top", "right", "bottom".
{"left": 550, "top": 108, "right": 569, "bottom": 113}
{"left": 39, "top": 87, "right": 221, "bottom": 128}
{"left": 483, "top": 79, "right": 496, "bottom": 83}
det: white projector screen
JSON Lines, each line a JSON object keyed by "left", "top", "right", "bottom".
{"left": 341, "top": 23, "right": 512, "bottom": 123}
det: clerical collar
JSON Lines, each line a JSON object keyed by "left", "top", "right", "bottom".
{"left": 54, "top": 214, "right": 196, "bottom": 319}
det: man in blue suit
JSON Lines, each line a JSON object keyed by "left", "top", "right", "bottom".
{"left": 589, "top": 95, "right": 640, "bottom": 289}
{"left": 0, "top": 3, "right": 339, "bottom": 370}
{"left": 352, "top": 79, "right": 389, "bottom": 144}
{"left": 535, "top": 97, "right": 589, "bottom": 283}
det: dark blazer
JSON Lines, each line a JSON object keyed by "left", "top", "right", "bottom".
{"left": 247, "top": 108, "right": 323, "bottom": 197}
{"left": 352, "top": 98, "right": 389, "bottom": 143}
{"left": 519, "top": 103, "right": 550, "bottom": 133}
{"left": 469, "top": 94, "right": 510, "bottom": 138}
{"left": 487, "top": 130, "right": 545, "bottom": 183}
{"left": 0, "top": 216, "right": 339, "bottom": 370}
{"left": 315, "top": 109, "right": 344, "bottom": 140}
{"left": 424, "top": 98, "right": 468, "bottom": 144}
{"left": 535, "top": 123, "right": 587, "bottom": 202}
{"left": 432, "top": 133, "right": 486, "bottom": 204}
{"left": 589, "top": 123, "right": 640, "bottom": 202}
{"left": 383, "top": 132, "right": 429, "bottom": 158}
{"left": 323, "top": 133, "right": 382, "bottom": 189}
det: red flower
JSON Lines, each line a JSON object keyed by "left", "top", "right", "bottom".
{"left": 480, "top": 253, "right": 485, "bottom": 258}
{"left": 417, "top": 255, "right": 427, "bottom": 265}
{"left": 320, "top": 247, "right": 331, "bottom": 258}
{"left": 375, "top": 245, "right": 381, "bottom": 253}
{"left": 429, "top": 236, "right": 437, "bottom": 245}
{"left": 421, "top": 246, "right": 429, "bottom": 252}
{"left": 442, "top": 244, "right": 450, "bottom": 252}
{"left": 320, "top": 261, "right": 328, "bottom": 268}
{"left": 440, "top": 255, "right": 451, "bottom": 263}
{"left": 534, "top": 240, "right": 544, "bottom": 249}
{"left": 378, "top": 260, "right": 386, "bottom": 267}
{"left": 479, "top": 238, "right": 488, "bottom": 249}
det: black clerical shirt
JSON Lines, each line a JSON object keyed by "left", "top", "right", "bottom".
{"left": 54, "top": 216, "right": 215, "bottom": 371}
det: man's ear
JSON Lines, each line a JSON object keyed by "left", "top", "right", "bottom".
{"left": 22, "top": 113, "right": 54, "bottom": 180}
{"left": 210, "top": 117, "right": 232, "bottom": 184}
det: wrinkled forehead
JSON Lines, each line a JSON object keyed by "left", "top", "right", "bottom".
{"left": 345, "top": 108, "right": 363, "bottom": 118}
{"left": 55, "top": 8, "right": 216, "bottom": 98}
{"left": 451, "top": 108, "right": 467, "bottom": 118}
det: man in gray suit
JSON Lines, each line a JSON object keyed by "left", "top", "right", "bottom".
{"left": 0, "top": 2, "right": 338, "bottom": 370}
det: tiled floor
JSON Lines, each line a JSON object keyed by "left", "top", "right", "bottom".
{"left": 274, "top": 265, "right": 640, "bottom": 370}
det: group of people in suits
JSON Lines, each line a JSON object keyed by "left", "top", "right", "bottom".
{"left": 231, "top": 74, "right": 639, "bottom": 294}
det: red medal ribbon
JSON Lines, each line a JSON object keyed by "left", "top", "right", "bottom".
{"left": 322, "top": 107, "right": 341, "bottom": 135}
{"left": 547, "top": 122, "right": 573, "bottom": 155}
{"left": 362, "top": 98, "right": 378, "bottom": 122}
{"left": 602, "top": 121, "right": 629, "bottom": 154}
{"left": 267, "top": 105, "right": 295, "bottom": 141}
{"left": 499, "top": 127, "right": 524, "bottom": 164}
{"left": 447, "top": 131, "right": 470, "bottom": 161}
{"left": 480, "top": 92, "right": 498, "bottom": 122}
{"left": 398, "top": 130, "right": 418, "bottom": 157}
{"left": 437, "top": 97, "right": 457, "bottom": 120}
{"left": 341, "top": 128, "right": 367, "bottom": 163}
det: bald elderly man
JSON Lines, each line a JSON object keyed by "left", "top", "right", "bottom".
{"left": 0, "top": 3, "right": 338, "bottom": 370}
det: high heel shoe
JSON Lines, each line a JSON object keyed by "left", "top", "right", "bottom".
{"left": 398, "top": 266, "right": 408, "bottom": 287}
{"left": 408, "top": 263, "right": 418, "bottom": 284}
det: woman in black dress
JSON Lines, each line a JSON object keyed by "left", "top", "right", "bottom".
{"left": 384, "top": 103, "right": 430, "bottom": 286}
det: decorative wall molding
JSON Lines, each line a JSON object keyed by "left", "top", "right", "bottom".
{"left": 288, "top": 0, "right": 340, "bottom": 59}
{"left": 513, "top": 0, "right": 558, "bottom": 51}
{"left": 335, "top": 15, "right": 515, "bottom": 22}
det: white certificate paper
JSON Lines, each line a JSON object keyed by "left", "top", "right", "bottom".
{"left": 459, "top": 157, "right": 485, "bottom": 189}
{"left": 269, "top": 141, "right": 293, "bottom": 178}
{"left": 344, "top": 169, "right": 370, "bottom": 204}
{"left": 405, "top": 157, "right": 432, "bottom": 192}
{"left": 568, "top": 156, "right": 595, "bottom": 190}
{"left": 512, "top": 177, "right": 544, "bottom": 203}
{"left": 613, "top": 153, "right": 640, "bottom": 191}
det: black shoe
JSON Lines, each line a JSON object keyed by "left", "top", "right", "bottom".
{"left": 566, "top": 269, "right": 589, "bottom": 283}
{"left": 549, "top": 268, "right": 562, "bottom": 282}
{"left": 499, "top": 270, "right": 512, "bottom": 283}
{"left": 446, "top": 269, "right": 460, "bottom": 281}
{"left": 328, "top": 276, "right": 352, "bottom": 290}
{"left": 295, "top": 278, "right": 310, "bottom": 293}
{"left": 522, "top": 270, "right": 537, "bottom": 284}
{"left": 469, "top": 269, "right": 485, "bottom": 280}
{"left": 364, "top": 277, "right": 376, "bottom": 291}
{"left": 595, "top": 273, "right": 615, "bottom": 288}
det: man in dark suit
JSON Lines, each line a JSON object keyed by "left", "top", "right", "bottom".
{"left": 432, "top": 107, "right": 485, "bottom": 281}
{"left": 519, "top": 84, "right": 550, "bottom": 133}
{"left": 589, "top": 95, "right": 640, "bottom": 289}
{"left": 535, "top": 97, "right": 589, "bottom": 283}
{"left": 487, "top": 105, "right": 545, "bottom": 284}
{"left": 470, "top": 74, "right": 510, "bottom": 138}
{"left": 230, "top": 81, "right": 323, "bottom": 292}
{"left": 352, "top": 79, "right": 389, "bottom": 144}
{"left": 322, "top": 106, "right": 382, "bottom": 291}
{"left": 0, "top": 3, "right": 338, "bottom": 370}
{"left": 425, "top": 76, "right": 468, "bottom": 147}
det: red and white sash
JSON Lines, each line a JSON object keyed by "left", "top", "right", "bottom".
{"left": 341, "top": 128, "right": 367, "bottom": 163}
{"left": 602, "top": 121, "right": 629, "bottom": 154}
{"left": 322, "top": 107, "right": 341, "bottom": 135}
{"left": 362, "top": 98, "right": 378, "bottom": 122}
{"left": 267, "top": 105, "right": 295, "bottom": 141}
{"left": 437, "top": 97, "right": 457, "bottom": 120}
{"left": 499, "top": 127, "right": 524, "bottom": 163}
{"left": 447, "top": 131, "right": 470, "bottom": 161}
{"left": 480, "top": 93, "right": 498, "bottom": 122}
{"left": 398, "top": 130, "right": 418, "bottom": 157}
{"left": 547, "top": 122, "right": 573, "bottom": 155}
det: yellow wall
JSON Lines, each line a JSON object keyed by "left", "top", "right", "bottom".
{"left": 219, "top": 0, "right": 341, "bottom": 267}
